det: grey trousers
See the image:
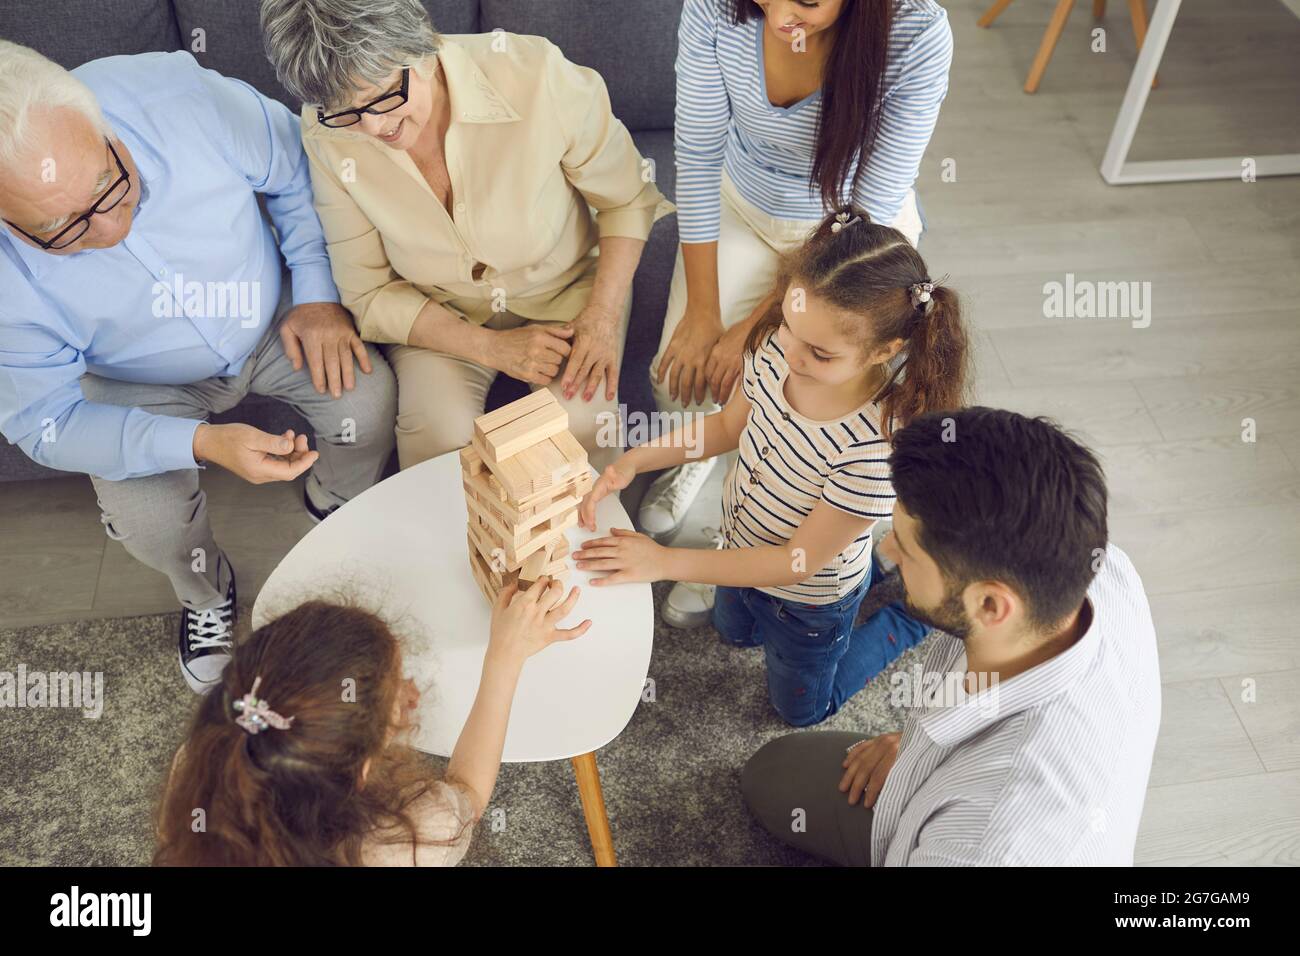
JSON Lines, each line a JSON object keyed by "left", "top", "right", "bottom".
{"left": 741, "top": 730, "right": 875, "bottom": 867}
{"left": 81, "top": 296, "right": 397, "bottom": 611}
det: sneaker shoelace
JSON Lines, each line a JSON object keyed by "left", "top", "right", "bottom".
{"left": 188, "top": 604, "right": 234, "bottom": 651}
{"left": 655, "top": 460, "right": 710, "bottom": 511}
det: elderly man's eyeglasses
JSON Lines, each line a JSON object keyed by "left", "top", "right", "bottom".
{"left": 4, "top": 139, "right": 131, "bottom": 251}
{"left": 316, "top": 68, "right": 411, "bottom": 128}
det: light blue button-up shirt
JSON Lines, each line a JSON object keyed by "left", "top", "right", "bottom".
{"left": 0, "top": 51, "right": 339, "bottom": 481}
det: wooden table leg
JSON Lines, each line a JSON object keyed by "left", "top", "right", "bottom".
{"left": 571, "top": 751, "right": 616, "bottom": 867}
{"left": 1025, "top": 0, "right": 1077, "bottom": 93}
{"left": 978, "top": 0, "right": 1015, "bottom": 28}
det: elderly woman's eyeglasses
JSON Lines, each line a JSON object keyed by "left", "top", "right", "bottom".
{"left": 316, "top": 68, "right": 411, "bottom": 128}
{"left": 4, "top": 139, "right": 131, "bottom": 251}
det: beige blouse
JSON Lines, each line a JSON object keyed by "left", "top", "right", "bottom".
{"left": 360, "top": 780, "right": 477, "bottom": 867}
{"left": 302, "top": 33, "right": 672, "bottom": 346}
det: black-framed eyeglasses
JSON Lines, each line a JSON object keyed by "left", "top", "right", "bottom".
{"left": 4, "top": 138, "right": 131, "bottom": 251}
{"left": 316, "top": 68, "right": 410, "bottom": 128}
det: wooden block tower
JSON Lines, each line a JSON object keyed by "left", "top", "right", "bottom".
{"left": 460, "top": 389, "right": 593, "bottom": 604}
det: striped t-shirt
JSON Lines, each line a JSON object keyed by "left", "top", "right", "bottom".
{"left": 721, "top": 330, "right": 896, "bottom": 605}
{"left": 872, "top": 544, "right": 1162, "bottom": 866}
{"left": 674, "top": 0, "right": 953, "bottom": 243}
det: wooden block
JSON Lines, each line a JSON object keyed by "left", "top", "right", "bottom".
{"left": 482, "top": 401, "right": 568, "bottom": 462}
{"left": 552, "top": 534, "right": 570, "bottom": 561}
{"left": 459, "top": 445, "right": 484, "bottom": 477}
{"left": 523, "top": 493, "right": 578, "bottom": 537}
{"left": 513, "top": 511, "right": 577, "bottom": 566}
{"left": 468, "top": 547, "right": 497, "bottom": 603}
{"left": 463, "top": 479, "right": 576, "bottom": 545}
{"left": 464, "top": 488, "right": 524, "bottom": 548}
{"left": 471, "top": 434, "right": 532, "bottom": 501}
{"left": 512, "top": 466, "right": 591, "bottom": 511}
{"left": 473, "top": 389, "right": 557, "bottom": 445}
{"left": 518, "top": 540, "right": 554, "bottom": 583}
{"left": 551, "top": 430, "right": 588, "bottom": 469}
{"left": 463, "top": 469, "right": 524, "bottom": 524}
{"left": 467, "top": 518, "right": 511, "bottom": 572}
{"left": 510, "top": 435, "right": 568, "bottom": 494}
{"left": 468, "top": 494, "right": 575, "bottom": 568}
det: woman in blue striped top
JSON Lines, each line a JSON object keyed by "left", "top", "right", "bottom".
{"left": 640, "top": 0, "right": 955, "bottom": 620}
{"left": 576, "top": 209, "right": 970, "bottom": 727}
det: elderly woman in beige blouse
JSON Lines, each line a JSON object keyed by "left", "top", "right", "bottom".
{"left": 260, "top": 0, "right": 669, "bottom": 470}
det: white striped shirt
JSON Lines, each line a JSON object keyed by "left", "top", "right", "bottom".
{"left": 721, "top": 331, "right": 896, "bottom": 605}
{"left": 872, "top": 544, "right": 1163, "bottom": 866}
{"left": 674, "top": 0, "right": 953, "bottom": 243}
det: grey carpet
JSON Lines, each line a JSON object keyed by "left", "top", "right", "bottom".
{"left": 0, "top": 578, "right": 926, "bottom": 866}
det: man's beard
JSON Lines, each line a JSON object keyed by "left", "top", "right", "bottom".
{"left": 903, "top": 586, "right": 973, "bottom": 641}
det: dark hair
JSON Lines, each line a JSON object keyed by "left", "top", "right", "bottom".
{"left": 731, "top": 0, "right": 892, "bottom": 210}
{"left": 154, "top": 599, "right": 464, "bottom": 866}
{"left": 745, "top": 206, "right": 969, "bottom": 437}
{"left": 889, "top": 407, "right": 1110, "bottom": 630}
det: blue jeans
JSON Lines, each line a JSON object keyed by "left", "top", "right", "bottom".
{"left": 712, "top": 558, "right": 931, "bottom": 727}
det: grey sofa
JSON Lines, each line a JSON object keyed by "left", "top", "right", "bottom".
{"left": 0, "top": 0, "right": 682, "bottom": 481}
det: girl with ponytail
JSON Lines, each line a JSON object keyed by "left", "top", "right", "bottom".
{"left": 154, "top": 576, "right": 589, "bottom": 865}
{"left": 575, "top": 207, "right": 969, "bottom": 726}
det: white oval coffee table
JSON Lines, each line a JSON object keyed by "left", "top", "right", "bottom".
{"left": 252, "top": 451, "right": 654, "bottom": 866}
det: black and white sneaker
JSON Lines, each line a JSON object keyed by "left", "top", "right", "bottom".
{"left": 178, "top": 563, "right": 236, "bottom": 695}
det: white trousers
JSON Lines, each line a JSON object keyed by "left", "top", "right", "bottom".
{"left": 652, "top": 172, "right": 922, "bottom": 416}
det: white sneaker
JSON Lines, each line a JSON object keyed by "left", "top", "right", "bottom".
{"left": 638, "top": 458, "right": 716, "bottom": 541}
{"left": 662, "top": 527, "right": 726, "bottom": 629}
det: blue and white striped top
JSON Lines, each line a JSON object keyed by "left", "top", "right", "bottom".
{"left": 721, "top": 330, "right": 896, "bottom": 605}
{"left": 872, "top": 545, "right": 1162, "bottom": 866}
{"left": 674, "top": 0, "right": 953, "bottom": 243}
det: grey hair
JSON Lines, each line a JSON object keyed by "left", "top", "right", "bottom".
{"left": 0, "top": 39, "right": 111, "bottom": 171}
{"left": 259, "top": 0, "right": 442, "bottom": 108}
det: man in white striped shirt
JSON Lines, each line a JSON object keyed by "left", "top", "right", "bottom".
{"left": 741, "top": 408, "right": 1162, "bottom": 865}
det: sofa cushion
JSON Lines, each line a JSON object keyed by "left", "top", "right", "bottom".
{"left": 480, "top": 0, "right": 680, "bottom": 131}
{"left": 0, "top": 0, "right": 181, "bottom": 69}
{"left": 171, "top": 0, "right": 482, "bottom": 108}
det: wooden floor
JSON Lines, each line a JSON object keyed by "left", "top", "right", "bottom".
{"left": 2, "top": 0, "right": 1298, "bottom": 864}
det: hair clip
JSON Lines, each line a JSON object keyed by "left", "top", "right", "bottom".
{"left": 909, "top": 281, "right": 935, "bottom": 309}
{"left": 830, "top": 210, "right": 861, "bottom": 234}
{"left": 233, "top": 676, "right": 295, "bottom": 735}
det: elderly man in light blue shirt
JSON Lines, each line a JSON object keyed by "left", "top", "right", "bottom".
{"left": 0, "top": 42, "right": 396, "bottom": 692}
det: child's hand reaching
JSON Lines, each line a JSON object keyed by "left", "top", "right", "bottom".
{"left": 573, "top": 528, "right": 668, "bottom": 586}
{"left": 487, "top": 576, "right": 592, "bottom": 665}
{"left": 578, "top": 456, "right": 638, "bottom": 531}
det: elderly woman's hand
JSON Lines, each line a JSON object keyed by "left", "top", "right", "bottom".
{"left": 562, "top": 304, "right": 621, "bottom": 403}
{"left": 490, "top": 324, "right": 576, "bottom": 385}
